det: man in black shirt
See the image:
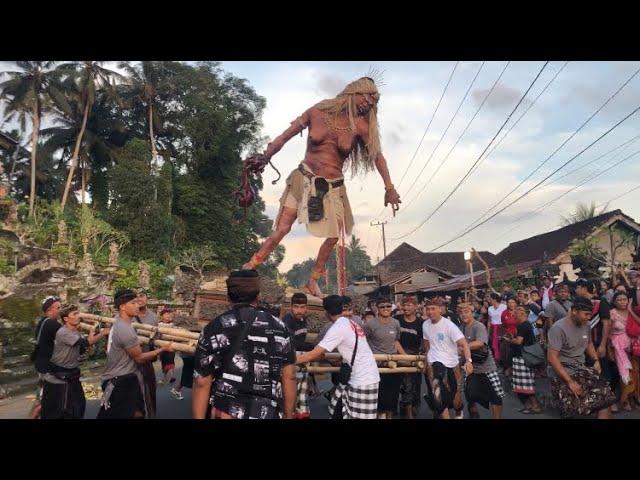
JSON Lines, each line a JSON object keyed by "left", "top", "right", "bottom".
{"left": 192, "top": 270, "right": 297, "bottom": 419}
{"left": 282, "top": 292, "right": 314, "bottom": 418}
{"left": 394, "top": 295, "right": 424, "bottom": 418}
{"left": 29, "top": 295, "right": 62, "bottom": 419}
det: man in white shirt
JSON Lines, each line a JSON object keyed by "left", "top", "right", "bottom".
{"left": 487, "top": 293, "right": 507, "bottom": 366}
{"left": 296, "top": 295, "right": 380, "bottom": 419}
{"left": 540, "top": 275, "right": 554, "bottom": 309}
{"left": 422, "top": 298, "right": 473, "bottom": 419}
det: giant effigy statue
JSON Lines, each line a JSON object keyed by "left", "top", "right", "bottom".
{"left": 237, "top": 76, "right": 400, "bottom": 297}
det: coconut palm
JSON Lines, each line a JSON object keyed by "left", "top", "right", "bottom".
{"left": 0, "top": 61, "right": 56, "bottom": 217}
{"left": 561, "top": 201, "right": 609, "bottom": 226}
{"left": 118, "top": 61, "right": 163, "bottom": 165}
{"left": 55, "top": 62, "right": 123, "bottom": 211}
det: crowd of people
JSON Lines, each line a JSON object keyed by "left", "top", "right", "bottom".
{"left": 26, "top": 266, "right": 640, "bottom": 420}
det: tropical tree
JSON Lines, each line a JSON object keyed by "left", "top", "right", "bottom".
{"left": 118, "top": 61, "right": 162, "bottom": 166}
{"left": 55, "top": 62, "right": 123, "bottom": 211}
{"left": 0, "top": 61, "right": 57, "bottom": 217}
{"left": 561, "top": 201, "right": 608, "bottom": 226}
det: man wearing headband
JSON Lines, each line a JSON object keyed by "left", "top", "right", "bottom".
{"left": 283, "top": 292, "right": 314, "bottom": 418}
{"left": 41, "top": 304, "right": 109, "bottom": 419}
{"left": 192, "top": 270, "right": 297, "bottom": 419}
{"left": 28, "top": 295, "right": 62, "bottom": 419}
{"left": 241, "top": 77, "right": 401, "bottom": 299}
{"left": 547, "top": 297, "right": 615, "bottom": 418}
{"left": 97, "top": 289, "right": 174, "bottom": 419}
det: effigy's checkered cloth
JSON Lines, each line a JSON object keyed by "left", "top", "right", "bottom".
{"left": 550, "top": 366, "right": 616, "bottom": 418}
{"left": 486, "top": 371, "right": 506, "bottom": 399}
{"left": 328, "top": 383, "right": 379, "bottom": 419}
{"left": 295, "top": 371, "right": 310, "bottom": 415}
{"left": 511, "top": 356, "right": 536, "bottom": 395}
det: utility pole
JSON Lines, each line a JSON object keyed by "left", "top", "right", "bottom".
{"left": 370, "top": 221, "right": 388, "bottom": 259}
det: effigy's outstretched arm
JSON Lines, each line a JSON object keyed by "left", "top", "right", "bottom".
{"left": 263, "top": 109, "right": 311, "bottom": 160}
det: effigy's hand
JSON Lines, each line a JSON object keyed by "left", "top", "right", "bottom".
{"left": 384, "top": 186, "right": 401, "bottom": 216}
{"left": 244, "top": 153, "right": 269, "bottom": 175}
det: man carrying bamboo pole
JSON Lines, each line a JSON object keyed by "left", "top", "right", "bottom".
{"left": 97, "top": 289, "right": 174, "bottom": 419}
{"left": 296, "top": 295, "right": 380, "bottom": 419}
{"left": 394, "top": 295, "right": 424, "bottom": 419}
{"left": 41, "top": 304, "right": 109, "bottom": 419}
{"left": 283, "top": 292, "right": 314, "bottom": 419}
{"left": 192, "top": 270, "right": 297, "bottom": 419}
{"left": 422, "top": 298, "right": 473, "bottom": 419}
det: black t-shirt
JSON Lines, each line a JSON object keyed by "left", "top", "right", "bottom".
{"left": 394, "top": 314, "right": 424, "bottom": 354}
{"left": 33, "top": 316, "right": 62, "bottom": 374}
{"left": 282, "top": 313, "right": 313, "bottom": 352}
{"left": 511, "top": 321, "right": 535, "bottom": 357}
{"left": 527, "top": 301, "right": 542, "bottom": 316}
{"left": 194, "top": 306, "right": 296, "bottom": 419}
{"left": 590, "top": 297, "right": 611, "bottom": 347}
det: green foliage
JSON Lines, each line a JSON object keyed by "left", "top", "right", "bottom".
{"left": 561, "top": 202, "right": 607, "bottom": 226}
{"left": 285, "top": 235, "right": 373, "bottom": 292}
{"left": 0, "top": 239, "right": 15, "bottom": 274}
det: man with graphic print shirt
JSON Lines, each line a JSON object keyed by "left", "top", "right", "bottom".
{"left": 192, "top": 270, "right": 297, "bottom": 419}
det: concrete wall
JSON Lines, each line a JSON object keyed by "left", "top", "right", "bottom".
{"left": 590, "top": 224, "right": 638, "bottom": 264}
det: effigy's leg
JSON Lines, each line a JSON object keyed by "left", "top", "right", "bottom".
{"left": 304, "top": 237, "right": 338, "bottom": 298}
{"left": 242, "top": 207, "right": 297, "bottom": 270}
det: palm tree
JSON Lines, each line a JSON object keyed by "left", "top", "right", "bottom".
{"left": 561, "top": 201, "right": 609, "bottom": 226}
{"left": 0, "top": 61, "right": 56, "bottom": 217}
{"left": 118, "top": 61, "right": 162, "bottom": 165}
{"left": 56, "top": 62, "right": 123, "bottom": 211}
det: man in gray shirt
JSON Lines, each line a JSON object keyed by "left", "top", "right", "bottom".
{"left": 363, "top": 297, "right": 405, "bottom": 419}
{"left": 547, "top": 297, "right": 615, "bottom": 419}
{"left": 543, "top": 283, "right": 572, "bottom": 324}
{"left": 97, "top": 289, "right": 173, "bottom": 419}
{"left": 460, "top": 303, "right": 504, "bottom": 419}
{"left": 41, "top": 304, "right": 109, "bottom": 419}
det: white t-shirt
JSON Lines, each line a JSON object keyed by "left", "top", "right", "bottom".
{"left": 541, "top": 286, "right": 553, "bottom": 309}
{"left": 319, "top": 316, "right": 380, "bottom": 386}
{"left": 422, "top": 317, "right": 464, "bottom": 368}
{"left": 488, "top": 304, "right": 507, "bottom": 325}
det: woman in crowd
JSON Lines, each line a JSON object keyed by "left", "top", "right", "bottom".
{"left": 508, "top": 305, "right": 542, "bottom": 414}
{"left": 609, "top": 291, "right": 640, "bottom": 410}
{"left": 500, "top": 297, "right": 518, "bottom": 376}
{"left": 487, "top": 293, "right": 506, "bottom": 366}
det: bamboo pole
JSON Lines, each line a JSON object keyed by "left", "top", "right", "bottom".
{"left": 79, "top": 313, "right": 201, "bottom": 340}
{"left": 135, "top": 329, "right": 198, "bottom": 345}
{"left": 78, "top": 322, "right": 195, "bottom": 354}
{"left": 323, "top": 353, "right": 425, "bottom": 363}
{"left": 303, "top": 366, "right": 422, "bottom": 374}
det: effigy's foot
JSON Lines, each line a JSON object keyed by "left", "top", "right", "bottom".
{"left": 305, "top": 278, "right": 326, "bottom": 299}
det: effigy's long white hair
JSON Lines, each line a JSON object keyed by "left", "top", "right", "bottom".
{"left": 314, "top": 76, "right": 382, "bottom": 176}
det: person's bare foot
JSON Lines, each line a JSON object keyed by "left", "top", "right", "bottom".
{"left": 241, "top": 262, "right": 254, "bottom": 270}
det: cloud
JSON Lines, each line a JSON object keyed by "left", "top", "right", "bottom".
{"left": 315, "top": 73, "right": 347, "bottom": 97}
{"left": 472, "top": 83, "right": 529, "bottom": 110}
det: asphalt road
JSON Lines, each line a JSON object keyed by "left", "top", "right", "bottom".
{"left": 2, "top": 356, "right": 638, "bottom": 419}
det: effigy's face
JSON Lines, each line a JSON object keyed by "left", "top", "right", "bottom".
{"left": 354, "top": 92, "right": 378, "bottom": 116}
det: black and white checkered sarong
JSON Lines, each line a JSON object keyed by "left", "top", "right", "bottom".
{"left": 511, "top": 356, "right": 535, "bottom": 395}
{"left": 295, "top": 371, "right": 310, "bottom": 414}
{"left": 486, "top": 371, "right": 505, "bottom": 399}
{"left": 328, "top": 382, "right": 379, "bottom": 419}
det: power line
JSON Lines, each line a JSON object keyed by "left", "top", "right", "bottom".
{"left": 428, "top": 103, "right": 640, "bottom": 252}
{"left": 392, "top": 61, "right": 550, "bottom": 241}
{"left": 468, "top": 61, "right": 570, "bottom": 178}
{"left": 489, "top": 143, "right": 640, "bottom": 243}
{"left": 395, "top": 62, "right": 460, "bottom": 191}
{"left": 597, "top": 184, "right": 640, "bottom": 209}
{"left": 397, "top": 61, "right": 510, "bottom": 216}
{"left": 399, "top": 62, "right": 486, "bottom": 202}
{"left": 453, "top": 64, "right": 640, "bottom": 234}
{"left": 484, "top": 135, "right": 640, "bottom": 243}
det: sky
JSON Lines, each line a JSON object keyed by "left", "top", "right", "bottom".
{"left": 2, "top": 61, "right": 640, "bottom": 273}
